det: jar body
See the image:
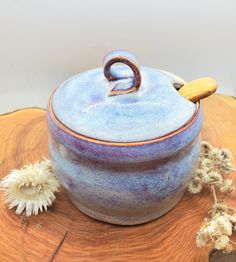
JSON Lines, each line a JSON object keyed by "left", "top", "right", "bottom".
{"left": 47, "top": 105, "right": 203, "bottom": 225}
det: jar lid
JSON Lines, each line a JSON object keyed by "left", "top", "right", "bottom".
{"left": 50, "top": 50, "right": 196, "bottom": 143}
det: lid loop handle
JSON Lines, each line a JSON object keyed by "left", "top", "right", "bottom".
{"left": 103, "top": 50, "right": 142, "bottom": 96}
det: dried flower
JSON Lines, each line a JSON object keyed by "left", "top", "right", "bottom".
{"left": 213, "top": 215, "right": 232, "bottom": 236}
{"left": 209, "top": 171, "right": 223, "bottom": 184}
{"left": 195, "top": 169, "right": 207, "bottom": 180}
{"left": 224, "top": 162, "right": 235, "bottom": 173}
{"left": 188, "top": 180, "right": 203, "bottom": 194}
{"left": 224, "top": 213, "right": 236, "bottom": 224}
{"left": 0, "top": 159, "right": 59, "bottom": 216}
{"left": 201, "top": 141, "right": 213, "bottom": 155}
{"left": 195, "top": 186, "right": 236, "bottom": 252}
{"left": 220, "top": 149, "right": 232, "bottom": 162}
{"left": 188, "top": 141, "right": 235, "bottom": 194}
{"left": 196, "top": 232, "right": 211, "bottom": 248}
{"left": 211, "top": 148, "right": 223, "bottom": 161}
{"left": 214, "top": 235, "right": 231, "bottom": 251}
{"left": 201, "top": 158, "right": 214, "bottom": 172}
{"left": 190, "top": 142, "right": 236, "bottom": 253}
{"left": 219, "top": 179, "right": 234, "bottom": 194}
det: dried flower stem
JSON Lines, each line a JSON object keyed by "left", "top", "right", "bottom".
{"left": 211, "top": 186, "right": 218, "bottom": 205}
{"left": 230, "top": 240, "right": 236, "bottom": 246}
{"left": 190, "top": 141, "right": 236, "bottom": 253}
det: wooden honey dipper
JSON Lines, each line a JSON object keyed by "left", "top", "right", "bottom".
{"left": 177, "top": 77, "right": 218, "bottom": 102}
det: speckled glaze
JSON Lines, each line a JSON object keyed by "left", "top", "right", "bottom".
{"left": 47, "top": 50, "right": 203, "bottom": 225}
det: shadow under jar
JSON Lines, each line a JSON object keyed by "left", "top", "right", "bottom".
{"left": 47, "top": 50, "right": 203, "bottom": 225}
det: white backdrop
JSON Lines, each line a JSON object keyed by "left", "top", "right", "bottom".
{"left": 0, "top": 0, "right": 236, "bottom": 113}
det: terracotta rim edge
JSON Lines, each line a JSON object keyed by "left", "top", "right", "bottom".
{"left": 47, "top": 90, "right": 201, "bottom": 147}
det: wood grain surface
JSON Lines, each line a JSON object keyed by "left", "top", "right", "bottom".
{"left": 0, "top": 94, "right": 236, "bottom": 262}
{"left": 178, "top": 77, "right": 217, "bottom": 102}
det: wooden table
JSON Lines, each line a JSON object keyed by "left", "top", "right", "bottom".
{"left": 0, "top": 94, "right": 236, "bottom": 262}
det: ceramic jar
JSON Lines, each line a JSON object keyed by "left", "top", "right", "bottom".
{"left": 47, "top": 50, "right": 203, "bottom": 225}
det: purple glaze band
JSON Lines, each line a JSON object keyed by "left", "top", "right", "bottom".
{"left": 46, "top": 105, "right": 203, "bottom": 164}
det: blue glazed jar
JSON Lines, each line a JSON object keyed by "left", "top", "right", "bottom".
{"left": 47, "top": 50, "right": 203, "bottom": 225}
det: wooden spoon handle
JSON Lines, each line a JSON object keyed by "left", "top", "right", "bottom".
{"left": 178, "top": 77, "right": 217, "bottom": 102}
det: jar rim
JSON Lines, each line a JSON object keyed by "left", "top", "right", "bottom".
{"left": 47, "top": 90, "right": 200, "bottom": 147}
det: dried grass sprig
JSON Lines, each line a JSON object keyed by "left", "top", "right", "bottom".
{"left": 189, "top": 141, "right": 236, "bottom": 253}
{"left": 196, "top": 186, "right": 236, "bottom": 252}
{"left": 188, "top": 141, "right": 235, "bottom": 195}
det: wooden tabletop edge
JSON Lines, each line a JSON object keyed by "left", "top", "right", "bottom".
{"left": 215, "top": 92, "right": 236, "bottom": 100}
{"left": 0, "top": 107, "right": 46, "bottom": 118}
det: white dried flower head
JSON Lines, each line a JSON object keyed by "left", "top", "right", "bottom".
{"left": 224, "top": 162, "right": 235, "bottom": 172}
{"left": 211, "top": 202, "right": 236, "bottom": 217}
{"left": 231, "top": 213, "right": 236, "bottom": 223}
{"left": 196, "top": 218, "right": 216, "bottom": 248}
{"left": 213, "top": 215, "right": 232, "bottom": 236}
{"left": 211, "top": 203, "right": 227, "bottom": 214}
{"left": 196, "top": 211, "right": 235, "bottom": 252}
{"left": 220, "top": 149, "right": 232, "bottom": 162}
{"left": 223, "top": 243, "right": 233, "bottom": 253}
{"left": 189, "top": 141, "right": 235, "bottom": 196}
{"left": 0, "top": 159, "right": 60, "bottom": 216}
{"left": 196, "top": 232, "right": 211, "bottom": 248}
{"left": 195, "top": 169, "right": 206, "bottom": 179}
{"left": 201, "top": 158, "right": 214, "bottom": 173}
{"left": 188, "top": 180, "right": 203, "bottom": 194}
{"left": 201, "top": 173, "right": 212, "bottom": 184}
{"left": 214, "top": 235, "right": 231, "bottom": 251}
{"left": 192, "top": 176, "right": 202, "bottom": 183}
{"left": 201, "top": 219, "right": 218, "bottom": 236}
{"left": 199, "top": 155, "right": 206, "bottom": 163}
{"left": 201, "top": 141, "right": 213, "bottom": 155}
{"left": 219, "top": 179, "right": 234, "bottom": 194}
{"left": 224, "top": 213, "right": 236, "bottom": 223}
{"left": 208, "top": 171, "right": 223, "bottom": 184}
{"left": 211, "top": 148, "right": 223, "bottom": 162}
